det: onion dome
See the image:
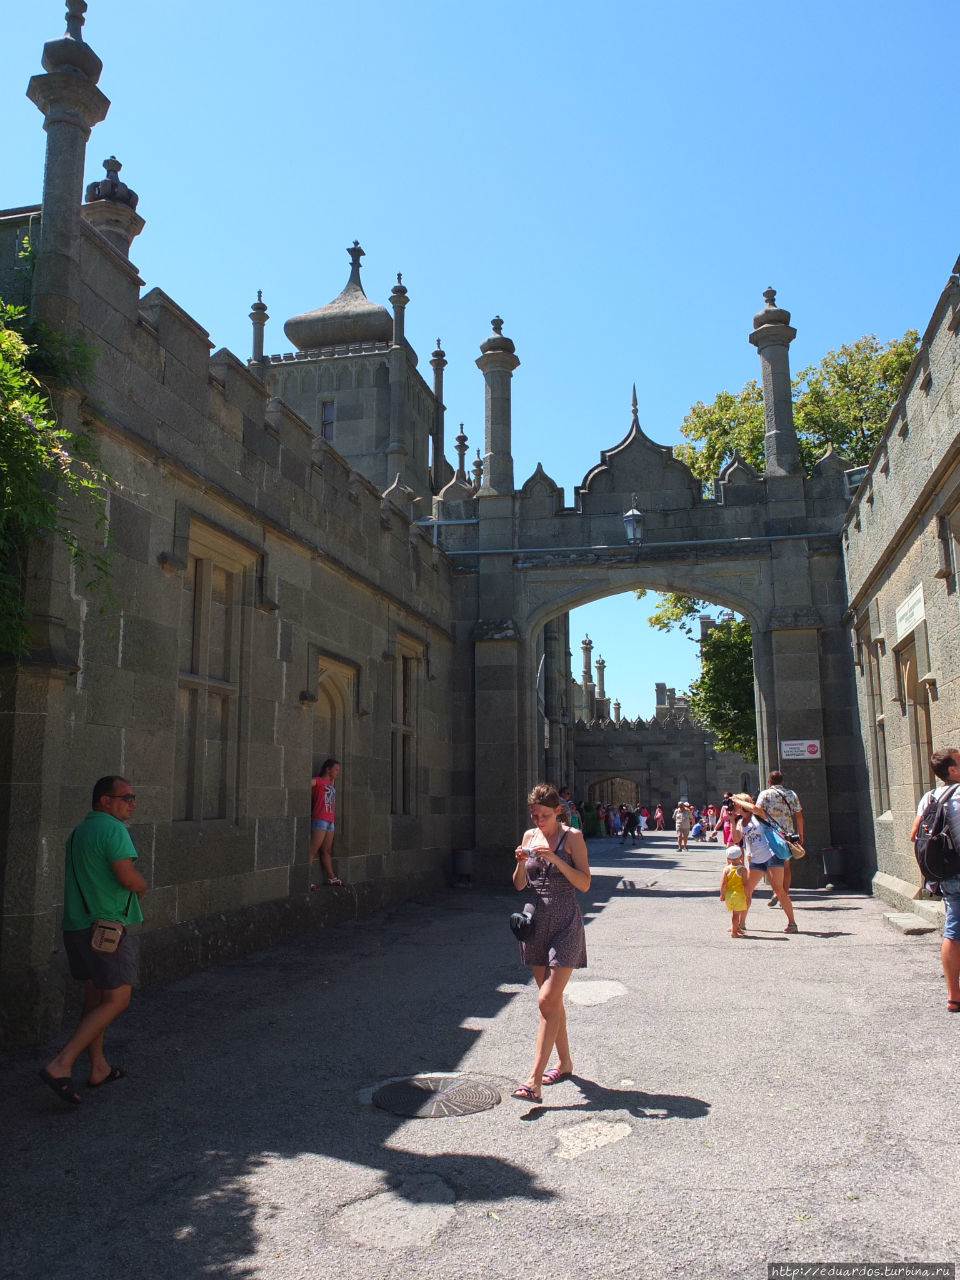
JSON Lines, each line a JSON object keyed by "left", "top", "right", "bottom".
{"left": 283, "top": 241, "right": 392, "bottom": 350}
{"left": 479, "top": 315, "right": 516, "bottom": 355}
{"left": 752, "top": 287, "right": 791, "bottom": 330}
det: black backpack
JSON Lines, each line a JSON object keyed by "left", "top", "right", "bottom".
{"left": 914, "top": 784, "right": 960, "bottom": 882}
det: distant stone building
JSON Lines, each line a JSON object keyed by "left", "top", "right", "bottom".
{"left": 571, "top": 654, "right": 756, "bottom": 813}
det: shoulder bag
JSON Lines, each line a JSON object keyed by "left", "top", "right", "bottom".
{"left": 67, "top": 835, "right": 132, "bottom": 954}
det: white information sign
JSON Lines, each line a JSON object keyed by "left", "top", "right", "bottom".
{"left": 895, "top": 584, "right": 925, "bottom": 643}
{"left": 781, "top": 739, "right": 822, "bottom": 760}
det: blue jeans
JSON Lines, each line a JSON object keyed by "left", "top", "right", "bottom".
{"left": 941, "top": 876, "right": 960, "bottom": 941}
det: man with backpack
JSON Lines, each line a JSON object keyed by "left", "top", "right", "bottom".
{"left": 910, "top": 748, "right": 960, "bottom": 1014}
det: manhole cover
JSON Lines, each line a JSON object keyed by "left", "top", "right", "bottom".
{"left": 372, "top": 1075, "right": 501, "bottom": 1118}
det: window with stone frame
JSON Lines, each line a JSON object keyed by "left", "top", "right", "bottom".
{"left": 895, "top": 633, "right": 933, "bottom": 806}
{"left": 856, "top": 616, "right": 890, "bottom": 814}
{"left": 174, "top": 522, "right": 257, "bottom": 822}
{"left": 320, "top": 400, "right": 335, "bottom": 442}
{"left": 391, "top": 634, "right": 422, "bottom": 815}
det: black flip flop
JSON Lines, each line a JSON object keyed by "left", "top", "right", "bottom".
{"left": 87, "top": 1067, "right": 126, "bottom": 1088}
{"left": 38, "top": 1069, "right": 81, "bottom": 1106}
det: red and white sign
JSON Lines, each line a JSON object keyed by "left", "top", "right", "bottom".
{"left": 781, "top": 739, "right": 822, "bottom": 760}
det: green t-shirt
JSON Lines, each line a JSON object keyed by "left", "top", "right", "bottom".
{"left": 62, "top": 810, "right": 143, "bottom": 931}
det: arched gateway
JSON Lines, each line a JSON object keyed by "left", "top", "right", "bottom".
{"left": 431, "top": 295, "right": 862, "bottom": 885}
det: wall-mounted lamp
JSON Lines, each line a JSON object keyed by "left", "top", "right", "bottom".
{"left": 623, "top": 494, "right": 643, "bottom": 545}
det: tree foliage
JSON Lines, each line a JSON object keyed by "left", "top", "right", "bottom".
{"left": 687, "top": 618, "right": 756, "bottom": 759}
{"left": 645, "top": 592, "right": 712, "bottom": 637}
{"left": 0, "top": 300, "right": 107, "bottom": 657}
{"left": 636, "top": 330, "right": 919, "bottom": 757}
{"left": 674, "top": 329, "right": 919, "bottom": 481}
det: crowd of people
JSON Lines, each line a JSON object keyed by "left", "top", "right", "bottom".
{"left": 39, "top": 752, "right": 959, "bottom": 1115}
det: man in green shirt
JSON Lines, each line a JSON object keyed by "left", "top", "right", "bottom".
{"left": 39, "top": 776, "right": 146, "bottom": 1106}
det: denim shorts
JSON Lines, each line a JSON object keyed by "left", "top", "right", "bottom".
{"left": 311, "top": 819, "right": 334, "bottom": 832}
{"left": 941, "top": 877, "right": 960, "bottom": 941}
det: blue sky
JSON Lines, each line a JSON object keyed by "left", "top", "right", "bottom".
{"left": 6, "top": 1, "right": 959, "bottom": 717}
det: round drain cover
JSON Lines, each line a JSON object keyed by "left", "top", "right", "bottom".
{"left": 372, "top": 1075, "right": 502, "bottom": 1118}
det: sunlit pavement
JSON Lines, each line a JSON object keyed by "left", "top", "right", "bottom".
{"left": 1, "top": 831, "right": 955, "bottom": 1279}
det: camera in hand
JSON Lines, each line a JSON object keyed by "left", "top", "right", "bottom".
{"left": 509, "top": 902, "right": 535, "bottom": 940}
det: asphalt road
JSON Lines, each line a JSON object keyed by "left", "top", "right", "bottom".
{"left": 2, "top": 831, "right": 958, "bottom": 1280}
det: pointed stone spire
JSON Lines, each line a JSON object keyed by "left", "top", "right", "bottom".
{"left": 749, "top": 287, "right": 801, "bottom": 476}
{"left": 631, "top": 383, "right": 639, "bottom": 429}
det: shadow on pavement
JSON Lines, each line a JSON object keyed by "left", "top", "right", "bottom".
{"left": 520, "top": 1076, "right": 711, "bottom": 1121}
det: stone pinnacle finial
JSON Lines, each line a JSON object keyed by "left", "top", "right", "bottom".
{"left": 491, "top": 315, "right": 504, "bottom": 335}
{"left": 752, "top": 286, "right": 791, "bottom": 330}
{"left": 85, "top": 156, "right": 139, "bottom": 209}
{"left": 345, "top": 240, "right": 366, "bottom": 288}
{"left": 455, "top": 424, "right": 468, "bottom": 480}
{"left": 66, "top": 0, "right": 87, "bottom": 37}
{"left": 41, "top": 0, "right": 102, "bottom": 81}
{"left": 251, "top": 290, "right": 267, "bottom": 313}
{"left": 631, "top": 383, "right": 639, "bottom": 427}
{"left": 472, "top": 448, "right": 483, "bottom": 488}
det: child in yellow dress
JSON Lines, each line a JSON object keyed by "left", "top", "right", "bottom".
{"left": 720, "top": 848, "right": 748, "bottom": 937}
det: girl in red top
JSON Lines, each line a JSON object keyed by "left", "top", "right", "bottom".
{"left": 310, "top": 758, "right": 342, "bottom": 887}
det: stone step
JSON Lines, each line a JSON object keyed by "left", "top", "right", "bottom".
{"left": 883, "top": 911, "right": 939, "bottom": 935}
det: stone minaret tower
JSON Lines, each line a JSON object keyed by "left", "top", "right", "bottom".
{"left": 749, "top": 288, "right": 801, "bottom": 476}
{"left": 595, "top": 655, "right": 610, "bottom": 720}
{"left": 430, "top": 339, "right": 449, "bottom": 494}
{"left": 475, "top": 316, "right": 520, "bottom": 495}
{"left": 579, "top": 635, "right": 596, "bottom": 721}
{"left": 27, "top": 0, "right": 110, "bottom": 330}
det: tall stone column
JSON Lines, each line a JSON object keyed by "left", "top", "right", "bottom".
{"left": 749, "top": 288, "right": 801, "bottom": 477}
{"left": 27, "top": 1, "right": 110, "bottom": 330}
{"left": 1, "top": 3, "right": 109, "bottom": 1045}
{"left": 430, "top": 339, "right": 447, "bottom": 493}
{"left": 248, "top": 291, "right": 269, "bottom": 373}
{"left": 544, "top": 619, "right": 564, "bottom": 785}
{"left": 386, "top": 275, "right": 409, "bottom": 475}
{"left": 475, "top": 317, "right": 519, "bottom": 496}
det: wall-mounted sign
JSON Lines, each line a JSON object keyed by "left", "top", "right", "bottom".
{"left": 895, "top": 584, "right": 925, "bottom": 643}
{"left": 781, "top": 739, "right": 822, "bottom": 760}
